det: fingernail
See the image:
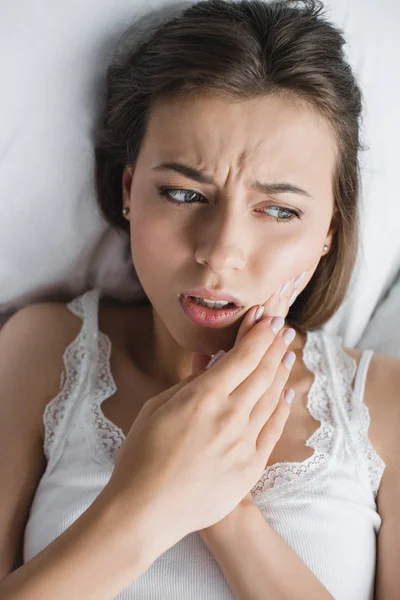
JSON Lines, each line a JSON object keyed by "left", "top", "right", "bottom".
{"left": 283, "top": 328, "right": 296, "bottom": 345}
{"left": 293, "top": 271, "right": 308, "bottom": 287}
{"left": 279, "top": 280, "right": 291, "bottom": 298}
{"left": 288, "top": 291, "right": 298, "bottom": 307}
{"left": 254, "top": 305, "right": 265, "bottom": 323}
{"left": 283, "top": 350, "right": 296, "bottom": 370}
{"left": 284, "top": 387, "right": 295, "bottom": 405}
{"left": 205, "top": 350, "right": 225, "bottom": 369}
{"left": 271, "top": 316, "right": 284, "bottom": 334}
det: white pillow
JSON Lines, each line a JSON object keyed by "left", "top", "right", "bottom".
{"left": 0, "top": 0, "right": 399, "bottom": 349}
{"left": 358, "top": 268, "right": 400, "bottom": 357}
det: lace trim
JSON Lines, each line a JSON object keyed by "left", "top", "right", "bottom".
{"left": 328, "top": 336, "right": 358, "bottom": 421}
{"left": 355, "top": 407, "right": 386, "bottom": 497}
{"left": 323, "top": 337, "right": 386, "bottom": 498}
{"left": 85, "top": 328, "right": 337, "bottom": 492}
{"left": 42, "top": 295, "right": 88, "bottom": 462}
{"left": 43, "top": 287, "right": 386, "bottom": 500}
{"left": 83, "top": 331, "right": 122, "bottom": 465}
{"left": 351, "top": 358, "right": 386, "bottom": 498}
{"left": 84, "top": 328, "right": 335, "bottom": 481}
{"left": 250, "top": 329, "right": 335, "bottom": 498}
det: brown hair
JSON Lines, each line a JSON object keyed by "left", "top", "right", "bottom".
{"left": 94, "top": 0, "right": 365, "bottom": 333}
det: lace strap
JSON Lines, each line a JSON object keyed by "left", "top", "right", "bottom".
{"left": 350, "top": 350, "right": 386, "bottom": 498}
{"left": 42, "top": 288, "right": 100, "bottom": 476}
{"left": 324, "top": 334, "right": 386, "bottom": 499}
{"left": 353, "top": 350, "right": 373, "bottom": 403}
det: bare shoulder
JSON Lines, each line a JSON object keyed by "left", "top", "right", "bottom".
{"left": 0, "top": 299, "right": 84, "bottom": 576}
{"left": 0, "top": 299, "right": 84, "bottom": 440}
{"left": 344, "top": 349, "right": 400, "bottom": 598}
{"left": 342, "top": 346, "right": 400, "bottom": 464}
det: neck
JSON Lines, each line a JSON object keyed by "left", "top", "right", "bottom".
{"left": 124, "top": 302, "right": 308, "bottom": 388}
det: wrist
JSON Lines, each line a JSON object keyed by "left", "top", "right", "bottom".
{"left": 201, "top": 500, "right": 257, "bottom": 545}
{"left": 92, "top": 488, "right": 180, "bottom": 568}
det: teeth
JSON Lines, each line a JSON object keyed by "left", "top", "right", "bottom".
{"left": 191, "top": 296, "right": 232, "bottom": 309}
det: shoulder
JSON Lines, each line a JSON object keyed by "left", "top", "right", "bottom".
{"left": 1, "top": 299, "right": 84, "bottom": 359}
{"left": 1, "top": 299, "right": 83, "bottom": 353}
{"left": 323, "top": 338, "right": 399, "bottom": 482}
{"left": 342, "top": 345, "right": 400, "bottom": 508}
{"left": 340, "top": 345, "right": 400, "bottom": 465}
{"left": 364, "top": 351, "right": 400, "bottom": 470}
{"left": 350, "top": 349, "right": 400, "bottom": 597}
{"left": 0, "top": 300, "right": 84, "bottom": 440}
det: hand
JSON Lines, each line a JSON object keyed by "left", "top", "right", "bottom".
{"left": 102, "top": 274, "right": 305, "bottom": 552}
{"left": 196, "top": 274, "right": 305, "bottom": 532}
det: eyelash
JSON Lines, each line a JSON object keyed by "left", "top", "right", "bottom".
{"left": 157, "top": 187, "right": 301, "bottom": 224}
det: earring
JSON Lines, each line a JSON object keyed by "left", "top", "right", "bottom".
{"left": 122, "top": 207, "right": 129, "bottom": 216}
{"left": 323, "top": 244, "right": 329, "bottom": 253}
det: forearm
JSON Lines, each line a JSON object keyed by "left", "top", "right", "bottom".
{"left": 201, "top": 502, "right": 334, "bottom": 600}
{"left": 0, "top": 490, "right": 173, "bottom": 600}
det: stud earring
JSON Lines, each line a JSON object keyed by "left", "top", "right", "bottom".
{"left": 122, "top": 207, "right": 129, "bottom": 216}
{"left": 323, "top": 244, "right": 329, "bottom": 253}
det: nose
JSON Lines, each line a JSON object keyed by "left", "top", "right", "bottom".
{"left": 194, "top": 206, "right": 247, "bottom": 273}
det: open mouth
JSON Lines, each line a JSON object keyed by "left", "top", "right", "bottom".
{"left": 180, "top": 294, "right": 242, "bottom": 327}
{"left": 187, "top": 295, "right": 237, "bottom": 309}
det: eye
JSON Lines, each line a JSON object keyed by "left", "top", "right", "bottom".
{"left": 158, "top": 187, "right": 206, "bottom": 205}
{"left": 259, "top": 205, "right": 300, "bottom": 224}
{"left": 157, "top": 187, "right": 301, "bottom": 224}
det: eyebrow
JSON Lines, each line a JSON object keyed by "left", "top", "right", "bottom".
{"left": 152, "top": 161, "right": 312, "bottom": 198}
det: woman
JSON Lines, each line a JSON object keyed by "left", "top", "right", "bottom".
{"left": 0, "top": 0, "right": 399, "bottom": 598}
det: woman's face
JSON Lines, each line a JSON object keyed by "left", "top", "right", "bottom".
{"left": 122, "top": 92, "right": 337, "bottom": 356}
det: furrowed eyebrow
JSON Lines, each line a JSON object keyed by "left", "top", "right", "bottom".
{"left": 152, "top": 162, "right": 312, "bottom": 198}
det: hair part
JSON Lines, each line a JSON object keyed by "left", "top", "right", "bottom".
{"left": 94, "top": 0, "right": 365, "bottom": 333}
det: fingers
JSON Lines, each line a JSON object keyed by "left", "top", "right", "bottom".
{"left": 230, "top": 323, "right": 296, "bottom": 417}
{"left": 234, "top": 270, "right": 308, "bottom": 347}
{"left": 255, "top": 385, "right": 294, "bottom": 459}
{"left": 142, "top": 371, "right": 200, "bottom": 415}
{"left": 192, "top": 353, "right": 212, "bottom": 373}
{"left": 262, "top": 271, "right": 308, "bottom": 319}
{"left": 197, "top": 315, "right": 284, "bottom": 396}
{"left": 248, "top": 348, "right": 296, "bottom": 433}
{"left": 198, "top": 269, "right": 306, "bottom": 397}
{"left": 263, "top": 278, "right": 296, "bottom": 320}
{"left": 234, "top": 304, "right": 263, "bottom": 346}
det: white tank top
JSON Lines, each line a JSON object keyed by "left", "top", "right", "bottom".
{"left": 23, "top": 288, "right": 386, "bottom": 600}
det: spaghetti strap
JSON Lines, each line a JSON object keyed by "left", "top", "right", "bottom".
{"left": 42, "top": 288, "right": 100, "bottom": 477}
{"left": 352, "top": 350, "right": 374, "bottom": 403}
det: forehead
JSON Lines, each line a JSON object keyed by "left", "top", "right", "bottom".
{"left": 141, "top": 92, "right": 337, "bottom": 200}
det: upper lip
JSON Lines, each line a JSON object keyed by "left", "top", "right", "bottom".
{"left": 181, "top": 286, "right": 244, "bottom": 307}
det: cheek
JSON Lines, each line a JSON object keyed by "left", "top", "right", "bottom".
{"left": 129, "top": 208, "right": 184, "bottom": 273}
{"left": 255, "top": 226, "right": 325, "bottom": 284}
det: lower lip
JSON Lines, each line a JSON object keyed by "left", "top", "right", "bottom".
{"left": 180, "top": 295, "right": 243, "bottom": 327}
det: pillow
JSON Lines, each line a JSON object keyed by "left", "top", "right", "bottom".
{"left": 0, "top": 0, "right": 399, "bottom": 349}
{"left": 358, "top": 268, "right": 400, "bottom": 357}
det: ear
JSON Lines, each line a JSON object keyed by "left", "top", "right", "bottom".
{"left": 122, "top": 165, "right": 133, "bottom": 206}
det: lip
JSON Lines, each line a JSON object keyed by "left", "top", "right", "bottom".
{"left": 180, "top": 286, "right": 244, "bottom": 307}
{"left": 180, "top": 295, "right": 243, "bottom": 327}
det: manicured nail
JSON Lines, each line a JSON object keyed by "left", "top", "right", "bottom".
{"left": 284, "top": 387, "right": 295, "bottom": 405}
{"left": 254, "top": 305, "right": 265, "bottom": 323}
{"left": 271, "top": 316, "right": 284, "bottom": 334}
{"left": 279, "top": 280, "right": 291, "bottom": 298}
{"left": 288, "top": 291, "right": 298, "bottom": 307}
{"left": 293, "top": 271, "right": 308, "bottom": 287}
{"left": 283, "top": 350, "right": 296, "bottom": 370}
{"left": 283, "top": 328, "right": 296, "bottom": 345}
{"left": 205, "top": 350, "right": 225, "bottom": 369}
